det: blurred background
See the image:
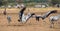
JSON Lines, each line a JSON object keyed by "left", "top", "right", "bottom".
{"left": 0, "top": 0, "right": 60, "bottom": 8}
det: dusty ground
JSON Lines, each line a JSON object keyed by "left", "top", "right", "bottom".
{"left": 0, "top": 7, "right": 60, "bottom": 31}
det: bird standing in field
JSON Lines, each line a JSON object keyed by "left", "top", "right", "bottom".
{"left": 49, "top": 15, "right": 60, "bottom": 28}
{"left": 3, "top": 8, "right": 7, "bottom": 15}
{"left": 7, "top": 16, "right": 11, "bottom": 24}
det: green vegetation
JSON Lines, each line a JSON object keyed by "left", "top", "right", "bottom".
{"left": 0, "top": 0, "right": 60, "bottom": 7}
{"left": 0, "top": 0, "right": 15, "bottom": 6}
{"left": 51, "top": 0, "right": 60, "bottom": 5}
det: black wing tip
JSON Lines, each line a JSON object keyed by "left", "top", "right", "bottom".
{"left": 51, "top": 10, "right": 57, "bottom": 13}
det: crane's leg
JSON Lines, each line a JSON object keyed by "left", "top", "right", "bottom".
{"left": 50, "top": 21, "right": 54, "bottom": 28}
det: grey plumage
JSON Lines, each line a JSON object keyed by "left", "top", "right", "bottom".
{"left": 19, "top": 12, "right": 35, "bottom": 23}
{"left": 33, "top": 10, "right": 57, "bottom": 21}
{"left": 49, "top": 15, "right": 60, "bottom": 28}
{"left": 7, "top": 16, "right": 11, "bottom": 24}
{"left": 41, "top": 10, "right": 57, "bottom": 20}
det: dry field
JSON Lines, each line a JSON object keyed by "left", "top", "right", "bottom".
{"left": 0, "top": 7, "right": 60, "bottom": 31}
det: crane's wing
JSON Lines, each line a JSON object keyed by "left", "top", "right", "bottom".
{"left": 18, "top": 7, "right": 26, "bottom": 22}
{"left": 19, "top": 7, "right": 26, "bottom": 17}
{"left": 42, "top": 10, "right": 57, "bottom": 19}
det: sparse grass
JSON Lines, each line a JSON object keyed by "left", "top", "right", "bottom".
{"left": 0, "top": 7, "right": 60, "bottom": 31}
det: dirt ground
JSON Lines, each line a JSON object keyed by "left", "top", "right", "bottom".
{"left": 0, "top": 7, "right": 60, "bottom": 31}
